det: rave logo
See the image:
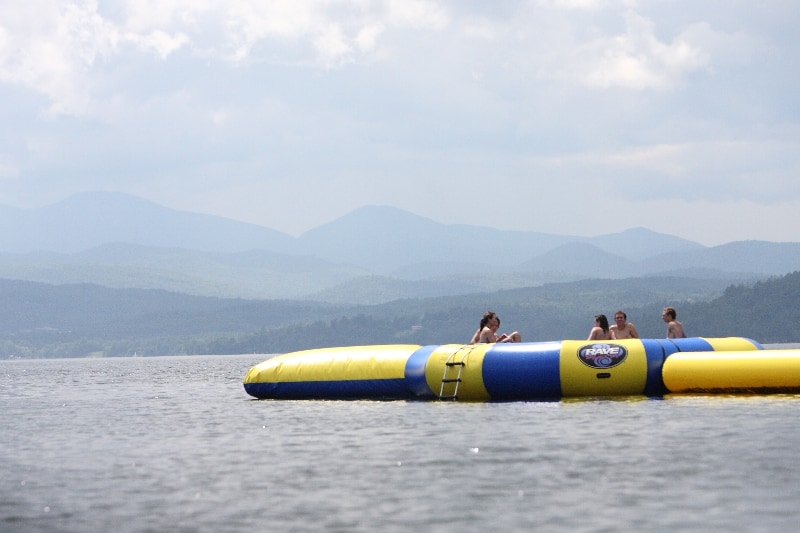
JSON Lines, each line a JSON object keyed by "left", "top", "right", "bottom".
{"left": 577, "top": 343, "right": 628, "bottom": 369}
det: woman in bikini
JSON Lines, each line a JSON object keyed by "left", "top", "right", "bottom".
{"left": 470, "top": 311, "right": 522, "bottom": 344}
{"left": 587, "top": 314, "right": 613, "bottom": 341}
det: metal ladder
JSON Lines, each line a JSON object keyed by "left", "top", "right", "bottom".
{"left": 438, "top": 346, "right": 473, "bottom": 400}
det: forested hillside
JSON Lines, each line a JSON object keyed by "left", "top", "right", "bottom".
{"left": 687, "top": 271, "right": 800, "bottom": 342}
{"left": 198, "top": 272, "right": 800, "bottom": 354}
{"left": 2, "top": 272, "right": 798, "bottom": 358}
{"left": 0, "top": 280, "right": 348, "bottom": 358}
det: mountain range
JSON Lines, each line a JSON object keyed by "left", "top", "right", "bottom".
{"left": 1, "top": 191, "right": 798, "bottom": 303}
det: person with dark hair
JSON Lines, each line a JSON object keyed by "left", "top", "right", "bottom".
{"left": 470, "top": 311, "right": 522, "bottom": 344}
{"left": 587, "top": 314, "right": 612, "bottom": 340}
{"left": 610, "top": 310, "right": 639, "bottom": 339}
{"left": 662, "top": 307, "right": 686, "bottom": 338}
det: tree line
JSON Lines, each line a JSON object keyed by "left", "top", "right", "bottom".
{"left": 1, "top": 271, "right": 798, "bottom": 358}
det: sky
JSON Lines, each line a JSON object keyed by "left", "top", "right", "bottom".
{"left": 0, "top": 1, "right": 798, "bottom": 246}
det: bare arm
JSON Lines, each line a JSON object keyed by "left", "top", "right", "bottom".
{"left": 469, "top": 328, "right": 481, "bottom": 344}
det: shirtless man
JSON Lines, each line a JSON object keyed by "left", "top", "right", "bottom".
{"left": 610, "top": 310, "right": 639, "bottom": 339}
{"left": 662, "top": 307, "right": 686, "bottom": 339}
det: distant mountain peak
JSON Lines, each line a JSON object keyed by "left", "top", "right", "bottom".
{"left": 0, "top": 193, "right": 798, "bottom": 303}
{"left": 0, "top": 191, "right": 296, "bottom": 254}
{"left": 306, "top": 204, "right": 440, "bottom": 235}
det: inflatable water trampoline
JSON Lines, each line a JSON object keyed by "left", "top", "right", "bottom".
{"left": 243, "top": 337, "right": 800, "bottom": 401}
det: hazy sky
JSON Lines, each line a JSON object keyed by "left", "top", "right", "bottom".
{"left": 1, "top": 1, "right": 798, "bottom": 246}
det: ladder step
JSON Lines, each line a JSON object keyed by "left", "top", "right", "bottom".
{"left": 439, "top": 347, "right": 472, "bottom": 400}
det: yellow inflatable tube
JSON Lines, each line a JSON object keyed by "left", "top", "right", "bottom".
{"left": 663, "top": 350, "right": 800, "bottom": 393}
{"left": 243, "top": 344, "right": 419, "bottom": 399}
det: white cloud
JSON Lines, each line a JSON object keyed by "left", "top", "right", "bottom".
{"left": 597, "top": 138, "right": 800, "bottom": 204}
{"left": 678, "top": 21, "right": 766, "bottom": 68}
{"left": 536, "top": 0, "right": 638, "bottom": 10}
{"left": 223, "top": 2, "right": 320, "bottom": 61}
{"left": 0, "top": 1, "right": 781, "bottom": 117}
{"left": 463, "top": 20, "right": 496, "bottom": 41}
{"left": 313, "top": 25, "right": 354, "bottom": 67}
{"left": 386, "top": 0, "right": 449, "bottom": 30}
{"left": 356, "top": 23, "right": 384, "bottom": 52}
{"left": 565, "top": 10, "right": 709, "bottom": 90}
{"left": 0, "top": 1, "right": 119, "bottom": 115}
{"left": 605, "top": 143, "right": 690, "bottom": 177}
{"left": 127, "top": 29, "right": 189, "bottom": 59}
{"left": 115, "top": 0, "right": 205, "bottom": 32}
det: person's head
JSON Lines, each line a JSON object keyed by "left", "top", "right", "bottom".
{"left": 480, "top": 311, "right": 497, "bottom": 329}
{"left": 594, "top": 314, "right": 609, "bottom": 332}
{"left": 662, "top": 307, "right": 676, "bottom": 321}
{"left": 613, "top": 310, "right": 627, "bottom": 326}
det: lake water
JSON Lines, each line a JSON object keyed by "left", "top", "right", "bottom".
{"left": 2, "top": 354, "right": 799, "bottom": 532}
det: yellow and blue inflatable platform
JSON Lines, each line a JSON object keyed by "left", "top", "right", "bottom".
{"left": 243, "top": 337, "right": 800, "bottom": 401}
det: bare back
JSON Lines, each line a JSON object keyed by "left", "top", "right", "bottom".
{"left": 667, "top": 320, "right": 686, "bottom": 339}
{"left": 588, "top": 327, "right": 612, "bottom": 341}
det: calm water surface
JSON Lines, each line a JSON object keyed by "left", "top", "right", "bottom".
{"left": 1, "top": 354, "right": 799, "bottom": 532}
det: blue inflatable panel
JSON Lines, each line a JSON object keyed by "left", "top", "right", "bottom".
{"left": 669, "top": 337, "right": 713, "bottom": 352}
{"left": 481, "top": 342, "right": 563, "bottom": 400}
{"left": 404, "top": 345, "right": 440, "bottom": 399}
{"left": 641, "top": 339, "right": 670, "bottom": 396}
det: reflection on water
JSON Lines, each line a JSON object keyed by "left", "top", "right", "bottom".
{"left": 1, "top": 355, "right": 799, "bottom": 532}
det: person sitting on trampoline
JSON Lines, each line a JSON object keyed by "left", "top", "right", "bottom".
{"left": 470, "top": 311, "right": 522, "bottom": 344}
